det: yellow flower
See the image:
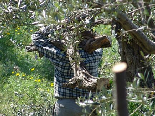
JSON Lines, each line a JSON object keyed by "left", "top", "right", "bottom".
{"left": 15, "top": 30, "right": 18, "bottom": 32}
{"left": 35, "top": 79, "right": 41, "bottom": 82}
{"left": 12, "top": 71, "right": 15, "bottom": 74}
{"left": 47, "top": 89, "right": 50, "bottom": 92}
{"left": 31, "top": 68, "right": 35, "bottom": 71}
{"left": 16, "top": 73, "right": 20, "bottom": 76}
{"left": 17, "top": 27, "right": 20, "bottom": 30}
{"left": 7, "top": 32, "right": 10, "bottom": 35}
{"left": 22, "top": 74, "right": 25, "bottom": 77}
{"left": 38, "top": 79, "right": 41, "bottom": 82}
{"left": 30, "top": 30, "right": 33, "bottom": 32}
{"left": 30, "top": 77, "right": 33, "bottom": 79}
{"left": 51, "top": 83, "right": 54, "bottom": 87}
{"left": 17, "top": 33, "right": 20, "bottom": 35}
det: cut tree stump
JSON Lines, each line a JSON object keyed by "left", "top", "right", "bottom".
{"left": 112, "top": 62, "right": 129, "bottom": 116}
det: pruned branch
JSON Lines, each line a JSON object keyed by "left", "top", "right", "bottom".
{"left": 116, "top": 11, "right": 155, "bottom": 54}
{"left": 112, "top": 62, "right": 129, "bottom": 116}
{"left": 81, "top": 35, "right": 111, "bottom": 53}
{"left": 57, "top": 18, "right": 112, "bottom": 31}
{"left": 132, "top": 0, "right": 155, "bottom": 40}
{"left": 26, "top": 35, "right": 111, "bottom": 53}
{"left": 90, "top": 1, "right": 155, "bottom": 54}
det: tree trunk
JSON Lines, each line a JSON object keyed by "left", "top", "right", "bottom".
{"left": 62, "top": 36, "right": 110, "bottom": 92}
{"left": 116, "top": 11, "right": 155, "bottom": 54}
{"left": 114, "top": 21, "right": 154, "bottom": 88}
{"left": 121, "top": 38, "right": 154, "bottom": 88}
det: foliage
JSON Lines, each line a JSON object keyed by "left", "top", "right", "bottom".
{"left": 0, "top": 0, "right": 155, "bottom": 116}
{"left": 0, "top": 68, "right": 55, "bottom": 115}
{"left": 0, "top": 4, "right": 55, "bottom": 114}
{"left": 0, "top": 25, "right": 55, "bottom": 115}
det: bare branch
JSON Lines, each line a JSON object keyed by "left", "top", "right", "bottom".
{"left": 117, "top": 11, "right": 155, "bottom": 54}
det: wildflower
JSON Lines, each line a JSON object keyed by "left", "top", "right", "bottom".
{"left": 38, "top": 79, "right": 41, "bottom": 82}
{"left": 35, "top": 79, "right": 41, "bottom": 82}
{"left": 12, "top": 71, "right": 15, "bottom": 74}
{"left": 16, "top": 73, "right": 20, "bottom": 76}
{"left": 22, "top": 74, "right": 25, "bottom": 77}
{"left": 47, "top": 89, "right": 50, "bottom": 92}
{"left": 17, "top": 27, "right": 20, "bottom": 30}
{"left": 17, "top": 33, "right": 20, "bottom": 35}
{"left": 30, "top": 77, "right": 33, "bottom": 79}
{"left": 15, "top": 30, "right": 18, "bottom": 32}
{"left": 30, "top": 30, "right": 33, "bottom": 32}
{"left": 51, "top": 83, "right": 54, "bottom": 87}
{"left": 31, "top": 68, "right": 35, "bottom": 71}
{"left": 7, "top": 32, "right": 10, "bottom": 35}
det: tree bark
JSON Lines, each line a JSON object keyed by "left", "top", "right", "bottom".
{"left": 62, "top": 36, "right": 110, "bottom": 92}
{"left": 85, "top": 1, "right": 155, "bottom": 54}
{"left": 117, "top": 11, "right": 155, "bottom": 54}
{"left": 112, "top": 62, "right": 129, "bottom": 116}
{"left": 121, "top": 37, "right": 154, "bottom": 88}
{"left": 26, "top": 35, "right": 111, "bottom": 53}
{"left": 113, "top": 19, "right": 154, "bottom": 88}
{"left": 62, "top": 64, "right": 109, "bottom": 92}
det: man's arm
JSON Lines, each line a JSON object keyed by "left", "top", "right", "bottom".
{"left": 26, "top": 29, "right": 111, "bottom": 55}
{"left": 28, "top": 31, "right": 68, "bottom": 66}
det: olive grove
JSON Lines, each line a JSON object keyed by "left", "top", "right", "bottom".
{"left": 1, "top": 0, "right": 155, "bottom": 89}
{"left": 0, "top": 0, "right": 155, "bottom": 115}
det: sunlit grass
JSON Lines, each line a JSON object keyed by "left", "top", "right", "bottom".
{"left": 0, "top": 26, "right": 56, "bottom": 115}
{"left": 0, "top": 66, "right": 56, "bottom": 115}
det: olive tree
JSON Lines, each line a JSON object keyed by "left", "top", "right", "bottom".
{"left": 1, "top": 0, "right": 155, "bottom": 90}
{"left": 1, "top": 0, "right": 155, "bottom": 115}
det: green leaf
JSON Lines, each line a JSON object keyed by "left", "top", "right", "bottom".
{"left": 138, "top": 73, "right": 145, "bottom": 80}
{"left": 54, "top": 2, "right": 59, "bottom": 8}
{"left": 144, "top": 9, "right": 149, "bottom": 16}
{"left": 140, "top": 51, "right": 144, "bottom": 57}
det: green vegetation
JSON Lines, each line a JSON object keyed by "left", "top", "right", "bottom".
{"left": 0, "top": 26, "right": 56, "bottom": 115}
{"left": 0, "top": 24, "right": 154, "bottom": 116}
{"left": 0, "top": 1, "right": 154, "bottom": 116}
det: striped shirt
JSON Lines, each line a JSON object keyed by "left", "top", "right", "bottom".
{"left": 32, "top": 30, "right": 103, "bottom": 99}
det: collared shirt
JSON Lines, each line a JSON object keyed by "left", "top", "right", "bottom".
{"left": 32, "top": 30, "right": 103, "bottom": 99}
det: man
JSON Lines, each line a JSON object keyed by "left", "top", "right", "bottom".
{"left": 31, "top": 27, "right": 103, "bottom": 116}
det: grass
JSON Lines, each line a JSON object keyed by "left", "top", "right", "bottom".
{"left": 0, "top": 26, "right": 56, "bottom": 115}
{"left": 0, "top": 73, "right": 55, "bottom": 115}
{"left": 0, "top": 52, "right": 56, "bottom": 115}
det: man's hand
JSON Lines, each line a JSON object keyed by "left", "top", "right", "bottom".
{"left": 25, "top": 44, "right": 43, "bottom": 58}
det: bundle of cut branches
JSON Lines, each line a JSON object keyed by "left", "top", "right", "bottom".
{"left": 26, "top": 10, "right": 111, "bottom": 91}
